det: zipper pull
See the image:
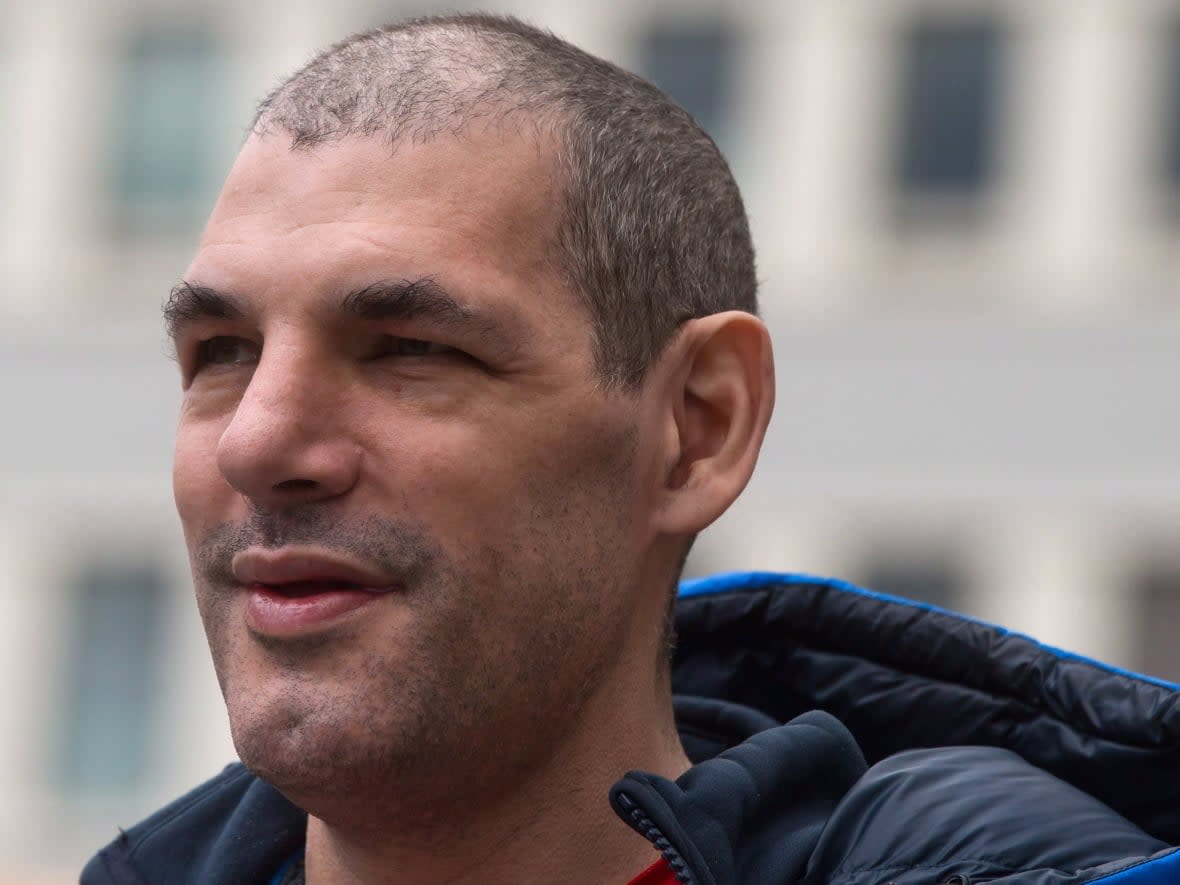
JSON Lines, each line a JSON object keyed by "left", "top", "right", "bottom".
{"left": 612, "top": 791, "right": 696, "bottom": 885}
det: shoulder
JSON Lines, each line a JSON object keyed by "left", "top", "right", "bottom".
{"left": 81, "top": 763, "right": 306, "bottom": 885}
{"left": 810, "top": 745, "right": 1170, "bottom": 884}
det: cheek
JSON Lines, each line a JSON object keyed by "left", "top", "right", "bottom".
{"left": 173, "top": 419, "right": 232, "bottom": 532}
{"left": 389, "top": 420, "right": 544, "bottom": 518}
{"left": 404, "top": 409, "right": 639, "bottom": 552}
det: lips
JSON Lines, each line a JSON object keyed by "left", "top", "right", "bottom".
{"left": 254, "top": 579, "right": 365, "bottom": 597}
{"left": 232, "top": 548, "right": 395, "bottom": 592}
{"left": 231, "top": 548, "right": 397, "bottom": 637}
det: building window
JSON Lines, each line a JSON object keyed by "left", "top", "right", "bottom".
{"left": 1130, "top": 563, "right": 1180, "bottom": 682}
{"left": 111, "top": 27, "right": 223, "bottom": 234}
{"left": 58, "top": 562, "right": 166, "bottom": 791}
{"left": 894, "top": 17, "right": 1005, "bottom": 198}
{"left": 1162, "top": 21, "right": 1180, "bottom": 199}
{"left": 638, "top": 19, "right": 737, "bottom": 149}
{"left": 858, "top": 550, "right": 965, "bottom": 613}
{"left": 0, "top": 50, "right": 9, "bottom": 199}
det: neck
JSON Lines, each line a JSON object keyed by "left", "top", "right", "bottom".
{"left": 304, "top": 670, "right": 690, "bottom": 885}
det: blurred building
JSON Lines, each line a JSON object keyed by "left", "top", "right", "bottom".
{"left": 1, "top": 0, "right": 1178, "bottom": 878}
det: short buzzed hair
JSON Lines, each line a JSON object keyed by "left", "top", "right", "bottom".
{"left": 254, "top": 13, "right": 757, "bottom": 390}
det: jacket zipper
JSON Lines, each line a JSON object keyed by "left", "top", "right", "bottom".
{"left": 613, "top": 791, "right": 698, "bottom": 885}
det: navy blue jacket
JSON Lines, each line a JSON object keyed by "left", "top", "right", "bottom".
{"left": 83, "top": 573, "right": 1180, "bottom": 884}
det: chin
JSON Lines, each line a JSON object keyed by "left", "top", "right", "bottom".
{"left": 224, "top": 675, "right": 416, "bottom": 801}
{"left": 233, "top": 707, "right": 351, "bottom": 799}
{"left": 233, "top": 713, "right": 444, "bottom": 828}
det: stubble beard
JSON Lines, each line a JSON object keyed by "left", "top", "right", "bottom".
{"left": 191, "top": 491, "right": 635, "bottom": 830}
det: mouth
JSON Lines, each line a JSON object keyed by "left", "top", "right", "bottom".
{"left": 232, "top": 548, "right": 399, "bottom": 638}
{"left": 253, "top": 579, "right": 378, "bottom": 597}
{"left": 243, "top": 581, "right": 396, "bottom": 638}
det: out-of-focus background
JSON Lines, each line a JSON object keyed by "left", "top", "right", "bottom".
{"left": 1, "top": 0, "right": 1178, "bottom": 879}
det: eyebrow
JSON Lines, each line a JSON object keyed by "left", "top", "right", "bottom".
{"left": 164, "top": 282, "right": 246, "bottom": 342}
{"left": 340, "top": 278, "right": 483, "bottom": 331}
{"left": 164, "top": 277, "right": 511, "bottom": 344}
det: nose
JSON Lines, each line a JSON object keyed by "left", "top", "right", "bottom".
{"left": 216, "top": 342, "right": 360, "bottom": 508}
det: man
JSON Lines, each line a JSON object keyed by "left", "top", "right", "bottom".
{"left": 84, "top": 13, "right": 1180, "bottom": 885}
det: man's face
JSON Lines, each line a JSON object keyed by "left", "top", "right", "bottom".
{"left": 172, "top": 130, "right": 662, "bottom": 815}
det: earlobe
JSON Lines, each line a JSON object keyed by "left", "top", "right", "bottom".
{"left": 656, "top": 311, "right": 775, "bottom": 535}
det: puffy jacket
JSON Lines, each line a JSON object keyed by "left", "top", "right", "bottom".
{"left": 83, "top": 573, "right": 1180, "bottom": 884}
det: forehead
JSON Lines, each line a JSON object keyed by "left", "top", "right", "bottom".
{"left": 189, "top": 126, "right": 569, "bottom": 316}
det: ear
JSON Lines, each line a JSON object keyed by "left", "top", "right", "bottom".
{"left": 653, "top": 311, "right": 775, "bottom": 535}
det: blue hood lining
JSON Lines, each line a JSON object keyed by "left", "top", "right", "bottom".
{"left": 1088, "top": 847, "right": 1180, "bottom": 884}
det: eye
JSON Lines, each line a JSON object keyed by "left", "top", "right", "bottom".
{"left": 379, "top": 335, "right": 454, "bottom": 357}
{"left": 194, "top": 336, "right": 260, "bottom": 369}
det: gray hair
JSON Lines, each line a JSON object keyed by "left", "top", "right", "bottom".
{"left": 253, "top": 12, "right": 757, "bottom": 390}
